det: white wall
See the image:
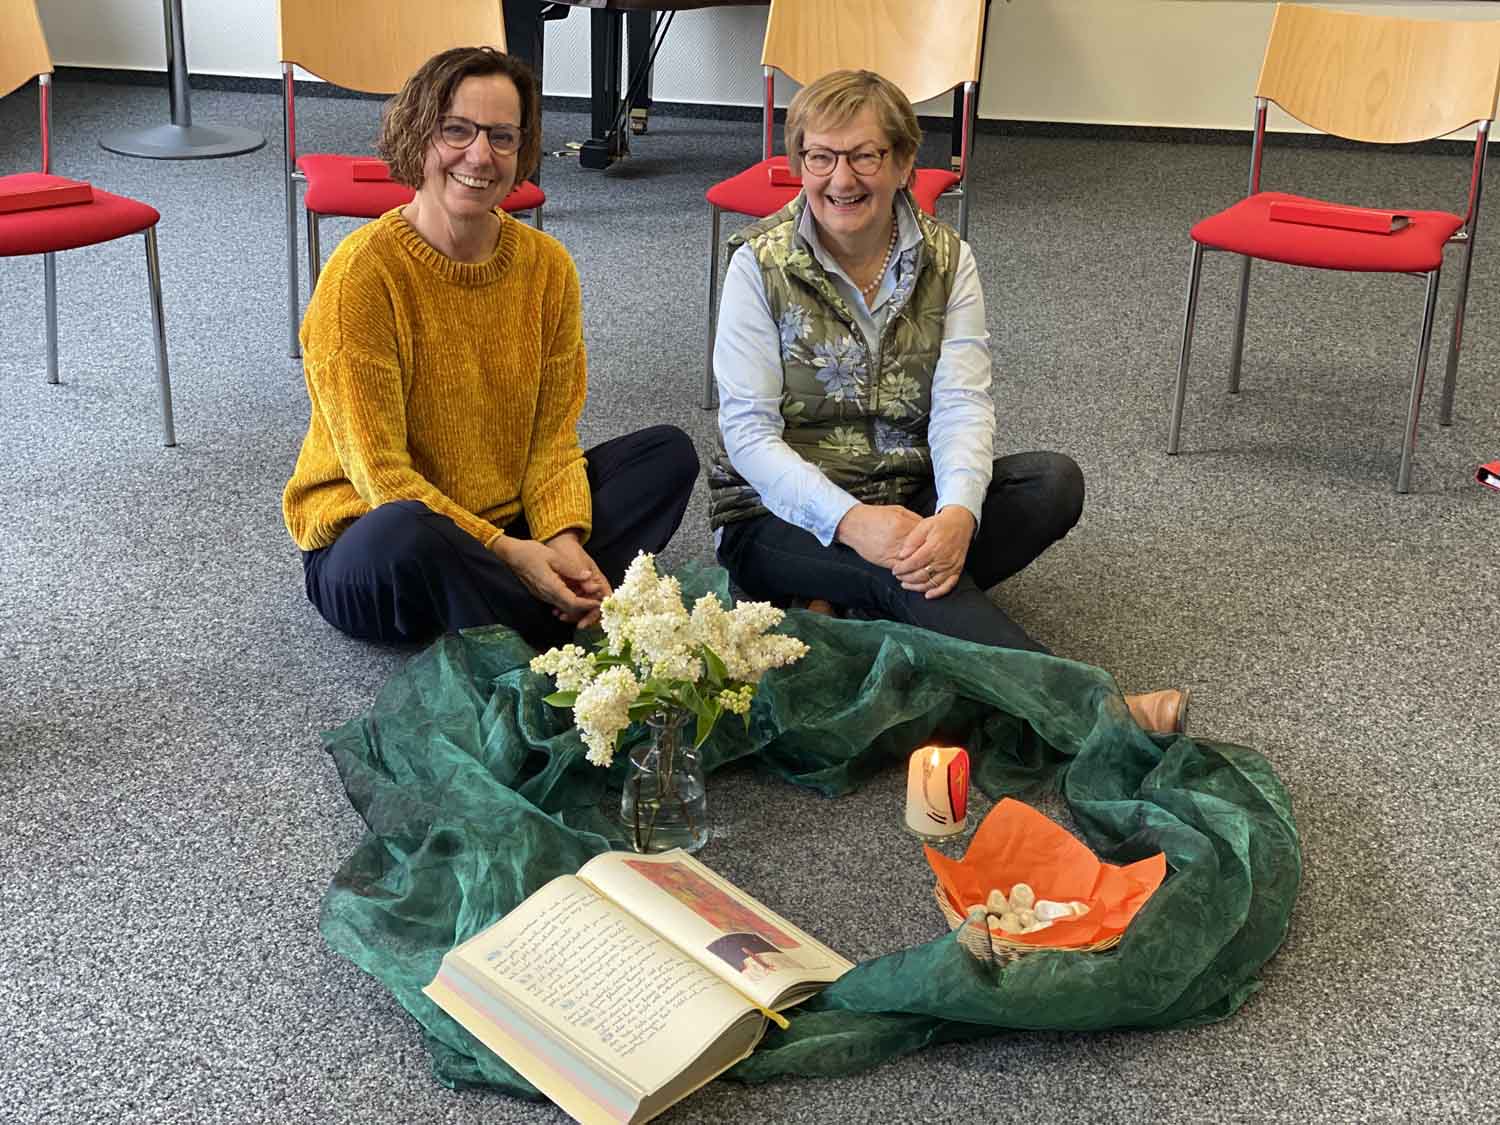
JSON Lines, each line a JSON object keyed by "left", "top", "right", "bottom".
{"left": 29, "top": 1, "right": 1500, "bottom": 133}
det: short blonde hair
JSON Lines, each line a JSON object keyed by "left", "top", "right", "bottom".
{"left": 785, "top": 69, "right": 922, "bottom": 176}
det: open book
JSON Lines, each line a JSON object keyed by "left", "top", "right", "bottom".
{"left": 424, "top": 849, "right": 853, "bottom": 1125}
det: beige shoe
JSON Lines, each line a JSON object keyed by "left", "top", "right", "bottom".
{"left": 1124, "top": 688, "right": 1190, "bottom": 734}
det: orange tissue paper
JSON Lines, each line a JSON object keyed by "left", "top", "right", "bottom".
{"left": 926, "top": 797, "right": 1167, "bottom": 947}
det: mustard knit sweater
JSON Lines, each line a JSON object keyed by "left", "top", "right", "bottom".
{"left": 283, "top": 208, "right": 592, "bottom": 552}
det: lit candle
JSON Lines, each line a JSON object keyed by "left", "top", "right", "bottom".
{"left": 904, "top": 745, "right": 969, "bottom": 839}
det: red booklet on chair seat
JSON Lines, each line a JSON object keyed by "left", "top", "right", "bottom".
{"left": 1477, "top": 460, "right": 1500, "bottom": 491}
{"left": 351, "top": 160, "right": 394, "bottom": 181}
{"left": 0, "top": 179, "right": 94, "bottom": 214}
{"left": 1268, "top": 200, "right": 1410, "bottom": 234}
{"left": 768, "top": 164, "right": 801, "bottom": 187}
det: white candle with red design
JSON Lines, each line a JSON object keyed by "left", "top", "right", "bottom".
{"left": 904, "top": 745, "right": 969, "bottom": 838}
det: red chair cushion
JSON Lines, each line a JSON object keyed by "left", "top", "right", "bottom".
{"left": 705, "top": 157, "right": 960, "bottom": 219}
{"left": 298, "top": 154, "right": 544, "bottom": 217}
{"left": 0, "top": 172, "right": 158, "bottom": 257}
{"left": 1191, "top": 191, "right": 1463, "bottom": 273}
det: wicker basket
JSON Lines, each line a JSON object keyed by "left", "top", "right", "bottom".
{"left": 934, "top": 883, "right": 1123, "bottom": 965}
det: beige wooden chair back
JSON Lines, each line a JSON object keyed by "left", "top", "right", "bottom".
{"left": 762, "top": 0, "right": 986, "bottom": 106}
{"left": 278, "top": 0, "right": 507, "bottom": 95}
{"left": 0, "top": 0, "right": 52, "bottom": 100}
{"left": 1257, "top": 4, "right": 1500, "bottom": 144}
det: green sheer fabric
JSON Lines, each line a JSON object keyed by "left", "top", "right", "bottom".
{"left": 320, "top": 566, "right": 1301, "bottom": 1095}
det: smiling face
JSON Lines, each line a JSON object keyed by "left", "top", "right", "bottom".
{"left": 798, "top": 106, "right": 915, "bottom": 248}
{"left": 414, "top": 73, "right": 521, "bottom": 224}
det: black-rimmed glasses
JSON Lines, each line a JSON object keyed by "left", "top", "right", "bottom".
{"left": 436, "top": 115, "right": 524, "bottom": 155}
{"left": 798, "top": 146, "right": 889, "bottom": 177}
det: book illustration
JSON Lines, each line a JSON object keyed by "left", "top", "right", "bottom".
{"left": 704, "top": 932, "right": 812, "bottom": 982}
{"left": 622, "top": 857, "right": 800, "bottom": 949}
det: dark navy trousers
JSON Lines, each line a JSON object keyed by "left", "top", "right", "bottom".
{"left": 302, "top": 425, "right": 699, "bottom": 648}
{"left": 717, "top": 451, "right": 1084, "bottom": 654}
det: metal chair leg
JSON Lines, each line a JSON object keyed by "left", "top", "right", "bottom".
{"left": 44, "top": 251, "right": 59, "bottom": 384}
{"left": 704, "top": 205, "right": 722, "bottom": 411}
{"left": 1438, "top": 232, "right": 1478, "bottom": 426}
{"left": 533, "top": 205, "right": 544, "bottom": 232}
{"left": 1168, "top": 242, "right": 1206, "bottom": 454}
{"left": 285, "top": 178, "right": 301, "bottom": 359}
{"left": 143, "top": 227, "right": 177, "bottom": 447}
{"left": 1228, "top": 255, "right": 1253, "bottom": 393}
{"left": 1396, "top": 269, "right": 1443, "bottom": 493}
{"left": 958, "top": 188, "right": 970, "bottom": 243}
{"left": 306, "top": 210, "right": 322, "bottom": 297}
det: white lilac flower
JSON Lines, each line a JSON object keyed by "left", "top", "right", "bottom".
{"left": 529, "top": 643, "right": 598, "bottom": 692}
{"left": 571, "top": 665, "right": 642, "bottom": 766}
{"left": 534, "top": 554, "right": 808, "bottom": 769}
{"left": 602, "top": 553, "right": 688, "bottom": 655}
{"left": 691, "top": 596, "right": 808, "bottom": 683}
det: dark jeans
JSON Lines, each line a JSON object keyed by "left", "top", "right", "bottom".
{"left": 717, "top": 451, "right": 1084, "bottom": 654}
{"left": 302, "top": 425, "right": 699, "bottom": 648}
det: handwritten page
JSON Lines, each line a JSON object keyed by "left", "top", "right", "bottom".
{"left": 452, "top": 876, "right": 750, "bottom": 1092}
{"left": 582, "top": 852, "right": 853, "bottom": 1010}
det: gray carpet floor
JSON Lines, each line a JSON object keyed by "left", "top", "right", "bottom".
{"left": 2, "top": 78, "right": 1497, "bottom": 1124}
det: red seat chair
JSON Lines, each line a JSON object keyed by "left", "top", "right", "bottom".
{"left": 279, "top": 0, "right": 546, "bottom": 358}
{"left": 702, "top": 0, "right": 989, "bottom": 408}
{"left": 0, "top": 0, "right": 174, "bottom": 445}
{"left": 1169, "top": 3, "right": 1500, "bottom": 492}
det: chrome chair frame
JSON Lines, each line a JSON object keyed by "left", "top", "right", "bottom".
{"left": 702, "top": 68, "right": 978, "bottom": 409}
{"left": 32, "top": 74, "right": 175, "bottom": 446}
{"left": 1169, "top": 96, "right": 1492, "bottom": 493}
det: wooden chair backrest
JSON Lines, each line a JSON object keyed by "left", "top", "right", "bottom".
{"left": 1257, "top": 4, "right": 1500, "bottom": 143}
{"left": 0, "top": 0, "right": 52, "bottom": 101}
{"left": 278, "top": 0, "right": 507, "bottom": 95}
{"left": 762, "top": 0, "right": 986, "bottom": 106}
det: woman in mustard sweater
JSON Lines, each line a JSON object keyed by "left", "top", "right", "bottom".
{"left": 283, "top": 47, "right": 698, "bottom": 647}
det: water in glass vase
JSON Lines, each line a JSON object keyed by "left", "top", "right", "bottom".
{"left": 621, "top": 710, "right": 708, "bottom": 853}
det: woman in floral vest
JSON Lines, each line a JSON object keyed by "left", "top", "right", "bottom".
{"left": 708, "top": 69, "right": 1185, "bottom": 733}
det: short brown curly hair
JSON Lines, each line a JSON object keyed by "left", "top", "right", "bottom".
{"left": 378, "top": 47, "right": 541, "bottom": 189}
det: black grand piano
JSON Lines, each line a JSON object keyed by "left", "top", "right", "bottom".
{"left": 502, "top": 1, "right": 983, "bottom": 172}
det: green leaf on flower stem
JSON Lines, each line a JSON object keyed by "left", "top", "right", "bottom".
{"left": 542, "top": 691, "right": 577, "bottom": 708}
{"left": 702, "top": 645, "right": 728, "bottom": 685}
{"left": 694, "top": 702, "right": 721, "bottom": 749}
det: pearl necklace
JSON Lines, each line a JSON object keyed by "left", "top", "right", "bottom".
{"left": 858, "top": 216, "right": 900, "bottom": 303}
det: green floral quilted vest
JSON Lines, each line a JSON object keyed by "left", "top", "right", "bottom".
{"left": 708, "top": 190, "right": 962, "bottom": 531}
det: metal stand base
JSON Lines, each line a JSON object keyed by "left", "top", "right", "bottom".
{"left": 100, "top": 123, "right": 264, "bottom": 160}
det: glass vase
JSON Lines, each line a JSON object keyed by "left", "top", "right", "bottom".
{"left": 620, "top": 709, "right": 708, "bottom": 854}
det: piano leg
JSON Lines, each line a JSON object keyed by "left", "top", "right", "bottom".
{"left": 503, "top": 1, "right": 571, "bottom": 185}
{"left": 580, "top": 9, "right": 627, "bottom": 169}
{"left": 628, "top": 10, "right": 654, "bottom": 136}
